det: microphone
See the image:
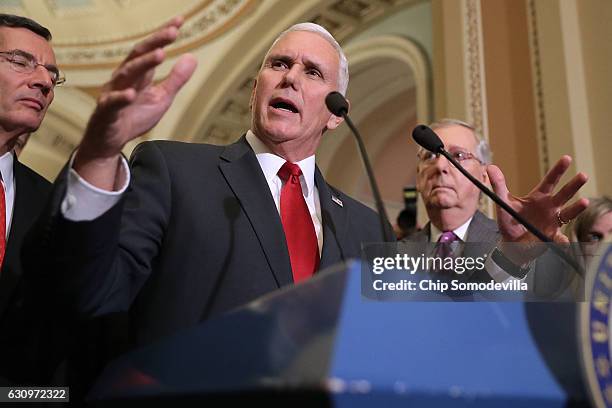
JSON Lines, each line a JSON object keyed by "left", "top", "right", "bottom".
{"left": 412, "top": 125, "right": 582, "bottom": 274}
{"left": 412, "top": 125, "right": 444, "bottom": 154}
{"left": 326, "top": 92, "right": 393, "bottom": 242}
{"left": 325, "top": 91, "right": 349, "bottom": 116}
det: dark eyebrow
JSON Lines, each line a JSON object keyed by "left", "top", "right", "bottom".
{"left": 11, "top": 48, "right": 35, "bottom": 60}
{"left": 303, "top": 57, "right": 324, "bottom": 75}
{"left": 11, "top": 49, "right": 59, "bottom": 73}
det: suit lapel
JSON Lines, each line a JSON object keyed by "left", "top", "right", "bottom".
{"left": 0, "top": 159, "right": 37, "bottom": 317}
{"left": 315, "top": 168, "right": 349, "bottom": 271}
{"left": 462, "top": 211, "right": 499, "bottom": 281}
{"left": 218, "top": 137, "right": 293, "bottom": 287}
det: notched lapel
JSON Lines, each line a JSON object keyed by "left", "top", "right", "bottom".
{"left": 316, "top": 168, "right": 348, "bottom": 271}
{"left": 218, "top": 137, "right": 293, "bottom": 287}
{"left": 0, "top": 160, "right": 46, "bottom": 318}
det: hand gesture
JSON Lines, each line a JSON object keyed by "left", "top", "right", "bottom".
{"left": 487, "top": 155, "right": 589, "bottom": 245}
{"left": 74, "top": 16, "right": 197, "bottom": 189}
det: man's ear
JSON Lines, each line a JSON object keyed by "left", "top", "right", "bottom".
{"left": 326, "top": 96, "right": 350, "bottom": 130}
{"left": 249, "top": 79, "right": 257, "bottom": 111}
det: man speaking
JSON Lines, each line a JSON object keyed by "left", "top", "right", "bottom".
{"left": 25, "top": 21, "right": 392, "bottom": 352}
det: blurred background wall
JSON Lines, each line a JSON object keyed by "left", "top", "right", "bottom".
{"left": 3, "top": 0, "right": 610, "bottom": 226}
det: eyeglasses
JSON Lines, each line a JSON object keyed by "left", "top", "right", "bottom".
{"left": 0, "top": 49, "right": 65, "bottom": 87}
{"left": 418, "top": 149, "right": 482, "bottom": 165}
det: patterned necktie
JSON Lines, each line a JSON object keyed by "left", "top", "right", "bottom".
{"left": 0, "top": 177, "right": 6, "bottom": 269}
{"left": 432, "top": 231, "right": 458, "bottom": 274}
{"left": 278, "top": 162, "right": 319, "bottom": 283}
{"left": 436, "top": 231, "right": 459, "bottom": 258}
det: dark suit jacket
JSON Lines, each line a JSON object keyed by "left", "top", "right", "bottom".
{"left": 407, "top": 210, "right": 498, "bottom": 283}
{"left": 27, "top": 137, "right": 391, "bottom": 351}
{"left": 0, "top": 157, "right": 53, "bottom": 384}
{"left": 408, "top": 210, "right": 580, "bottom": 296}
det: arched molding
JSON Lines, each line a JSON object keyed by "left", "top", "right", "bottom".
{"left": 320, "top": 34, "right": 429, "bottom": 211}
{"left": 172, "top": 0, "right": 431, "bottom": 146}
{"left": 345, "top": 34, "right": 430, "bottom": 124}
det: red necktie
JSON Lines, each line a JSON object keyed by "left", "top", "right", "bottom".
{"left": 278, "top": 162, "right": 319, "bottom": 283}
{"left": 0, "top": 178, "right": 6, "bottom": 269}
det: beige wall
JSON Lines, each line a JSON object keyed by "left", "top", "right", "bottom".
{"left": 577, "top": 0, "right": 612, "bottom": 197}
{"left": 481, "top": 0, "right": 540, "bottom": 195}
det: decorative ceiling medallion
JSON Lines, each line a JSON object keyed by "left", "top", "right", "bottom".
{"left": 55, "top": 0, "right": 257, "bottom": 69}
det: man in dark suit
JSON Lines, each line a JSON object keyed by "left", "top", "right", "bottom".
{"left": 0, "top": 14, "right": 60, "bottom": 384}
{"left": 26, "top": 20, "right": 392, "bottom": 354}
{"left": 409, "top": 119, "right": 585, "bottom": 295}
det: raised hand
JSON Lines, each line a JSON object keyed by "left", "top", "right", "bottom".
{"left": 74, "top": 16, "right": 197, "bottom": 189}
{"left": 487, "top": 155, "right": 589, "bottom": 246}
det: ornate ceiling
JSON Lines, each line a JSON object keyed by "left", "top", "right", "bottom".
{"left": 4, "top": 0, "right": 431, "bottom": 216}
{"left": 2, "top": 0, "right": 258, "bottom": 68}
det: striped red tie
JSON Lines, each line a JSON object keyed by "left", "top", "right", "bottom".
{"left": 278, "top": 162, "right": 319, "bottom": 283}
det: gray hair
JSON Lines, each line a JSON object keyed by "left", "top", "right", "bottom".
{"left": 421, "top": 118, "right": 492, "bottom": 164}
{"left": 261, "top": 22, "right": 349, "bottom": 96}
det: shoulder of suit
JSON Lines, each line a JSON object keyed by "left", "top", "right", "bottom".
{"left": 14, "top": 160, "right": 52, "bottom": 191}
{"left": 132, "top": 139, "right": 227, "bottom": 160}
{"left": 473, "top": 210, "right": 499, "bottom": 232}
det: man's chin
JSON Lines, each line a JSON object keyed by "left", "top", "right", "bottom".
{"left": 9, "top": 113, "right": 43, "bottom": 133}
{"left": 426, "top": 196, "right": 457, "bottom": 210}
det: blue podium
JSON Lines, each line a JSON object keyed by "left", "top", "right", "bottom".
{"left": 86, "top": 261, "right": 588, "bottom": 407}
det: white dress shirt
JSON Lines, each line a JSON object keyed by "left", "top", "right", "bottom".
{"left": 0, "top": 151, "right": 15, "bottom": 239}
{"left": 429, "top": 217, "right": 472, "bottom": 243}
{"left": 245, "top": 131, "right": 323, "bottom": 253}
{"left": 62, "top": 130, "right": 324, "bottom": 253}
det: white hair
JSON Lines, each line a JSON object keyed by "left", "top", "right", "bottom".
{"left": 424, "top": 118, "right": 492, "bottom": 164}
{"left": 261, "top": 22, "right": 349, "bottom": 96}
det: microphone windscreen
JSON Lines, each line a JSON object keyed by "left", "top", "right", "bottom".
{"left": 326, "top": 92, "right": 349, "bottom": 117}
{"left": 412, "top": 125, "right": 444, "bottom": 153}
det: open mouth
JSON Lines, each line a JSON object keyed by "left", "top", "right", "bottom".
{"left": 270, "top": 98, "right": 299, "bottom": 114}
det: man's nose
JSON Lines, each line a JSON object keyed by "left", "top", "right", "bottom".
{"left": 28, "top": 66, "right": 53, "bottom": 95}
{"left": 431, "top": 154, "right": 451, "bottom": 173}
{"left": 281, "top": 65, "right": 301, "bottom": 89}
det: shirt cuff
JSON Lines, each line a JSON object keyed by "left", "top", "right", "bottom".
{"left": 61, "top": 152, "right": 130, "bottom": 221}
{"left": 485, "top": 249, "right": 531, "bottom": 283}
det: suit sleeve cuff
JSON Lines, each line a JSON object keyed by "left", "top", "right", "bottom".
{"left": 485, "top": 247, "right": 532, "bottom": 283}
{"left": 61, "top": 150, "right": 130, "bottom": 221}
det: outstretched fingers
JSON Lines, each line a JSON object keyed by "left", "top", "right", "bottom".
{"left": 534, "top": 155, "right": 572, "bottom": 194}
{"left": 559, "top": 197, "right": 590, "bottom": 224}
{"left": 487, "top": 164, "right": 516, "bottom": 225}
{"left": 158, "top": 54, "right": 198, "bottom": 99}
{"left": 125, "top": 17, "right": 183, "bottom": 61}
{"left": 111, "top": 48, "right": 165, "bottom": 90}
{"left": 552, "top": 172, "right": 588, "bottom": 207}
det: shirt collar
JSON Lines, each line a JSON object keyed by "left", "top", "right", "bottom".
{"left": 0, "top": 150, "right": 14, "bottom": 184}
{"left": 430, "top": 215, "right": 473, "bottom": 243}
{"left": 246, "top": 130, "right": 316, "bottom": 197}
